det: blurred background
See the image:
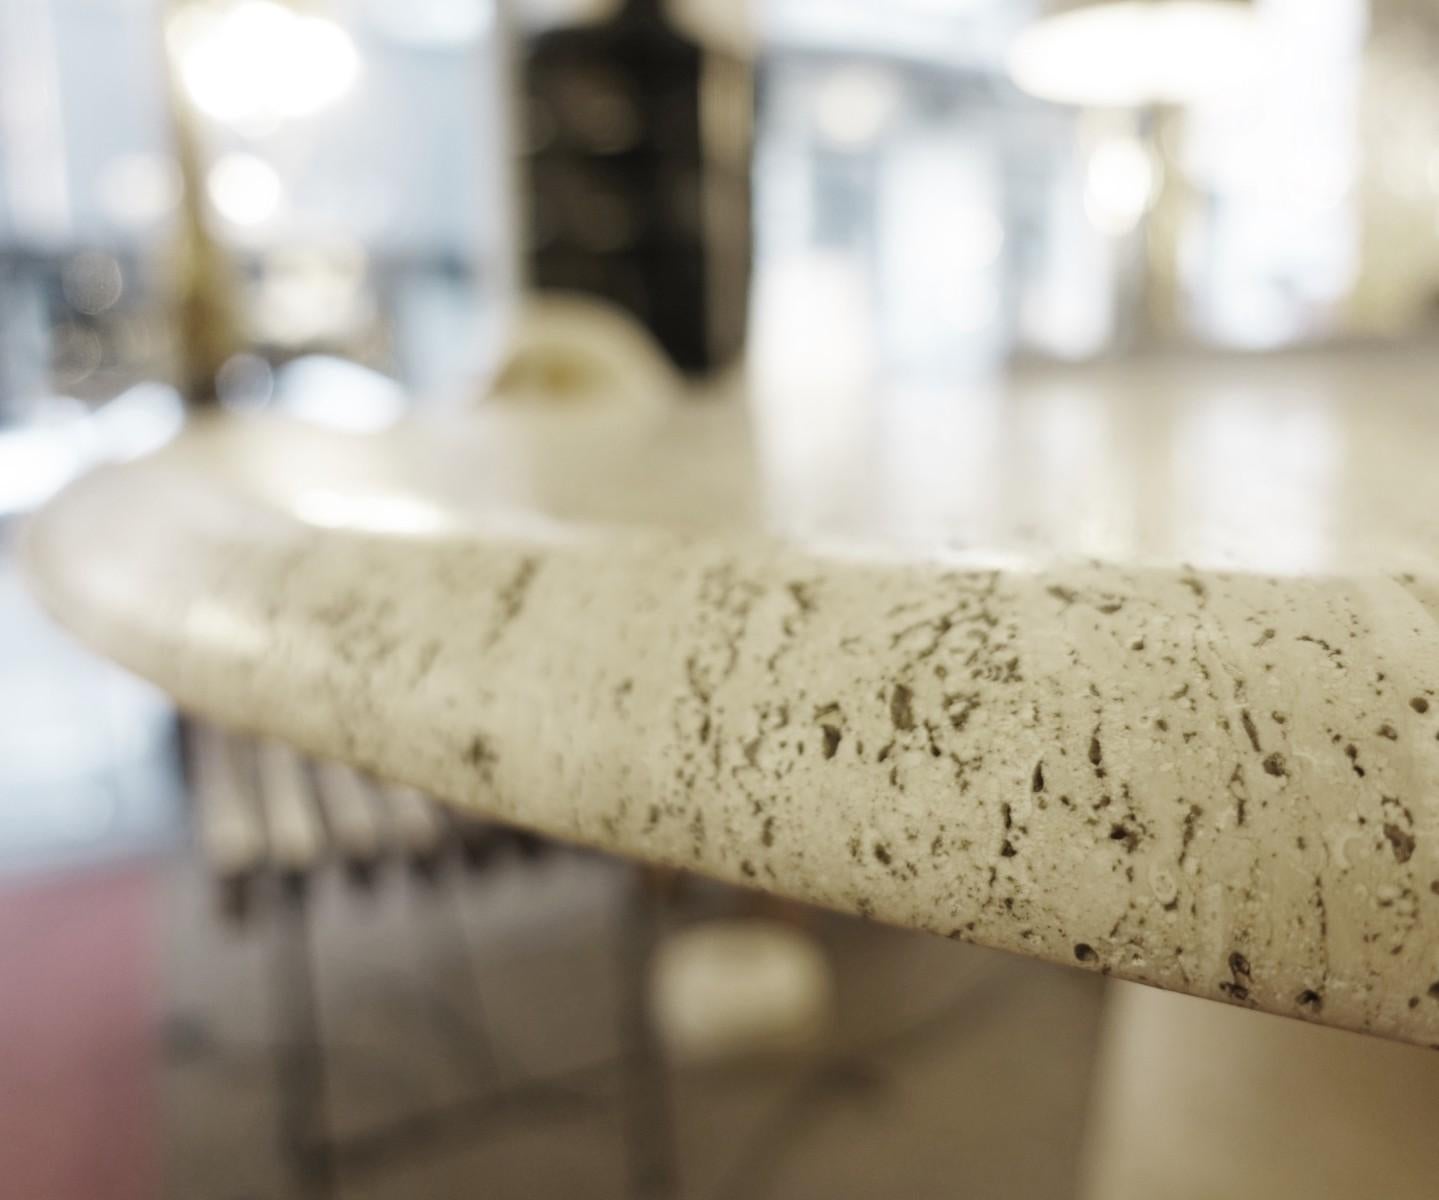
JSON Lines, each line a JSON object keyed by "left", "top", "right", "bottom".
{"left": 5, "top": 0, "right": 1439, "bottom": 1197}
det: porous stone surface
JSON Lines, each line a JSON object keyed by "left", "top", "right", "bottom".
{"left": 21, "top": 350, "right": 1439, "bottom": 1047}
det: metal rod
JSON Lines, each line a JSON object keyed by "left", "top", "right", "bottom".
{"left": 618, "top": 866, "right": 680, "bottom": 1200}
{"left": 273, "top": 875, "right": 339, "bottom": 1199}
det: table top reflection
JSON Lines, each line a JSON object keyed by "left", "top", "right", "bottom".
{"left": 184, "top": 344, "right": 1439, "bottom": 576}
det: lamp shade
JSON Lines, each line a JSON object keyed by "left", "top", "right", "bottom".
{"left": 1008, "top": 0, "right": 1259, "bottom": 108}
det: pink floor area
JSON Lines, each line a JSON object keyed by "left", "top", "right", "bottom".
{"left": 0, "top": 864, "right": 159, "bottom": 1200}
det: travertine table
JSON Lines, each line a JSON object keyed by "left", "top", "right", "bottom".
{"left": 22, "top": 345, "right": 1439, "bottom": 1051}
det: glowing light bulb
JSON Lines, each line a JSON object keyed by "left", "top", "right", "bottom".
{"left": 169, "top": 1, "right": 360, "bottom": 132}
{"left": 1084, "top": 137, "right": 1157, "bottom": 235}
{"left": 815, "top": 66, "right": 901, "bottom": 149}
{"left": 207, "top": 152, "right": 283, "bottom": 227}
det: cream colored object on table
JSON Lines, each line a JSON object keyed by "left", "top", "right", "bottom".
{"left": 20, "top": 343, "right": 1439, "bottom": 1050}
{"left": 481, "top": 292, "right": 678, "bottom": 431}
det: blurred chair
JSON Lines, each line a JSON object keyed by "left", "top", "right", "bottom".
{"left": 185, "top": 723, "right": 595, "bottom": 1198}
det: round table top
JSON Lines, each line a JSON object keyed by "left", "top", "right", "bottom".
{"left": 22, "top": 343, "right": 1439, "bottom": 1048}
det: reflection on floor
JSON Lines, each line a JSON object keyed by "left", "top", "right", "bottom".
{"left": 0, "top": 555, "right": 182, "bottom": 875}
{"left": 161, "top": 850, "right": 1107, "bottom": 1200}
{"left": 0, "top": 865, "right": 159, "bottom": 1200}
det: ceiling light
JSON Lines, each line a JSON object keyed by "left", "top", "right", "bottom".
{"left": 1009, "top": 1, "right": 1260, "bottom": 108}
